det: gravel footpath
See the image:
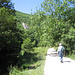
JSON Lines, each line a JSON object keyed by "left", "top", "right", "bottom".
{"left": 44, "top": 48, "right": 75, "bottom": 75}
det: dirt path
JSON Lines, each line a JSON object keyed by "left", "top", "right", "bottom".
{"left": 44, "top": 48, "right": 75, "bottom": 75}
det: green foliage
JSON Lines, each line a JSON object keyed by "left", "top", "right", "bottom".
{"left": 9, "top": 47, "right": 48, "bottom": 75}
{"left": 0, "top": 0, "right": 14, "bottom": 9}
{"left": 61, "top": 27, "right": 75, "bottom": 54}
{"left": 67, "top": 54, "right": 75, "bottom": 60}
{"left": 0, "top": 0, "right": 75, "bottom": 74}
{"left": 0, "top": 1, "right": 23, "bottom": 74}
{"left": 21, "top": 38, "right": 35, "bottom": 49}
{"left": 29, "top": 0, "right": 75, "bottom": 55}
{"left": 0, "top": 7, "right": 22, "bottom": 56}
{"left": 16, "top": 11, "right": 31, "bottom": 25}
{"left": 9, "top": 60, "right": 45, "bottom": 75}
{"left": 15, "top": 11, "right": 34, "bottom": 51}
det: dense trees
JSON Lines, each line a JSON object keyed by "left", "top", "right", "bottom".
{"left": 0, "top": 0, "right": 75, "bottom": 74}
{"left": 0, "top": 0, "right": 23, "bottom": 74}
{"left": 16, "top": 11, "right": 31, "bottom": 25}
{"left": 29, "top": 0, "right": 75, "bottom": 54}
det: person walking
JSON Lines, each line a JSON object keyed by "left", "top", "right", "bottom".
{"left": 58, "top": 43, "right": 65, "bottom": 63}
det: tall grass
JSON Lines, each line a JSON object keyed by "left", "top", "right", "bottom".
{"left": 9, "top": 60, "right": 45, "bottom": 75}
{"left": 9, "top": 47, "right": 48, "bottom": 75}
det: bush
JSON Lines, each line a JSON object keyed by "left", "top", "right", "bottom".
{"left": 21, "top": 38, "right": 35, "bottom": 49}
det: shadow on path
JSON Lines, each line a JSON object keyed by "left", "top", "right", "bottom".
{"left": 63, "top": 61, "right": 71, "bottom": 63}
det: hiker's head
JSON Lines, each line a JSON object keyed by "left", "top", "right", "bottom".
{"left": 59, "top": 43, "right": 62, "bottom": 46}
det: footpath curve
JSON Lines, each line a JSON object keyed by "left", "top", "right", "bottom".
{"left": 44, "top": 48, "right": 75, "bottom": 75}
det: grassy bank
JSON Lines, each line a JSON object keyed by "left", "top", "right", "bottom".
{"left": 9, "top": 60, "right": 45, "bottom": 75}
{"left": 66, "top": 54, "right": 75, "bottom": 60}
{"left": 9, "top": 47, "right": 48, "bottom": 75}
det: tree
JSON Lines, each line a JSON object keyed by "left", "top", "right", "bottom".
{"left": 0, "top": 0, "right": 23, "bottom": 74}
{"left": 30, "top": 0, "right": 75, "bottom": 54}
{"left": 0, "top": 0, "right": 14, "bottom": 9}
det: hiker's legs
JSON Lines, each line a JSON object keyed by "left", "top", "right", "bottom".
{"left": 60, "top": 53, "right": 63, "bottom": 62}
{"left": 59, "top": 52, "right": 63, "bottom": 62}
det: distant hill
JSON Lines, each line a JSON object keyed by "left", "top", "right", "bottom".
{"left": 16, "top": 11, "right": 31, "bottom": 25}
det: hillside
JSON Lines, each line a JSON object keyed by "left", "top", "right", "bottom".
{"left": 16, "top": 11, "right": 31, "bottom": 25}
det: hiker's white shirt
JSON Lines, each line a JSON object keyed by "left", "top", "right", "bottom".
{"left": 58, "top": 46, "right": 65, "bottom": 52}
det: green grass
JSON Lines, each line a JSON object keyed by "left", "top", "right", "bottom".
{"left": 9, "top": 47, "right": 49, "bottom": 75}
{"left": 67, "top": 54, "right": 75, "bottom": 60}
{"left": 9, "top": 60, "right": 45, "bottom": 75}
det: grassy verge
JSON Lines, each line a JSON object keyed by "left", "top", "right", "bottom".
{"left": 9, "top": 47, "right": 48, "bottom": 75}
{"left": 66, "top": 54, "right": 75, "bottom": 60}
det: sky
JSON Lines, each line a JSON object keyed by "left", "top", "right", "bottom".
{"left": 12, "top": 0, "right": 44, "bottom": 14}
